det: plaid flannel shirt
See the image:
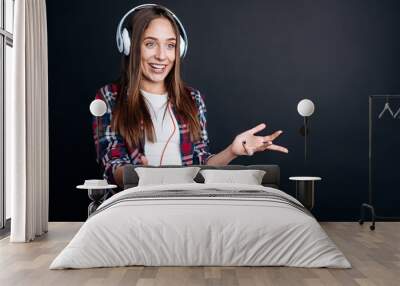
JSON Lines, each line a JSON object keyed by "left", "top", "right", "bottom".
{"left": 92, "top": 83, "right": 214, "bottom": 184}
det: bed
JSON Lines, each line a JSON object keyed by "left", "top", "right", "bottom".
{"left": 50, "top": 165, "right": 351, "bottom": 269}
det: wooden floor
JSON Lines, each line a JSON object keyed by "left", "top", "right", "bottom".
{"left": 0, "top": 222, "right": 399, "bottom": 286}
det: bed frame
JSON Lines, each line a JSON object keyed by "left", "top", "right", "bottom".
{"left": 122, "top": 165, "right": 280, "bottom": 190}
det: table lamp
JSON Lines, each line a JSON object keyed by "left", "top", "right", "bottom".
{"left": 80, "top": 99, "right": 110, "bottom": 216}
{"left": 297, "top": 99, "right": 315, "bottom": 161}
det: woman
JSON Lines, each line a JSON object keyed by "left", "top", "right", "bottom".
{"left": 93, "top": 4, "right": 288, "bottom": 187}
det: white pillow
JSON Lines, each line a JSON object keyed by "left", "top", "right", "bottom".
{"left": 200, "top": 169, "right": 266, "bottom": 185}
{"left": 135, "top": 167, "right": 201, "bottom": 186}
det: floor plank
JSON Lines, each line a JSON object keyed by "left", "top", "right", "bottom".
{"left": 0, "top": 222, "right": 399, "bottom": 286}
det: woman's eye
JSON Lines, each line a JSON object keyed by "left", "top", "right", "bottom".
{"left": 167, "top": 43, "right": 176, "bottom": 49}
{"left": 145, "top": 42, "right": 155, "bottom": 48}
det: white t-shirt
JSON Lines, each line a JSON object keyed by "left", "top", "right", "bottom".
{"left": 141, "top": 89, "right": 182, "bottom": 166}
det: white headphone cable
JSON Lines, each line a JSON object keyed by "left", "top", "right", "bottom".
{"left": 159, "top": 102, "right": 177, "bottom": 165}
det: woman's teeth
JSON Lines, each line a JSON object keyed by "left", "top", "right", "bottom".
{"left": 149, "top": 63, "right": 166, "bottom": 73}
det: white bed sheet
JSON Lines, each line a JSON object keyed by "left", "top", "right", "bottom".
{"left": 50, "top": 183, "right": 351, "bottom": 269}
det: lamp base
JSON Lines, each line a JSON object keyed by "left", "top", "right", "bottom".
{"left": 87, "top": 189, "right": 108, "bottom": 217}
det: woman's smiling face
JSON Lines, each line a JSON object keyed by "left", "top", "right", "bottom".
{"left": 140, "top": 17, "right": 177, "bottom": 85}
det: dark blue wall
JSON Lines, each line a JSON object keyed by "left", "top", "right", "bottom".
{"left": 47, "top": 0, "right": 400, "bottom": 221}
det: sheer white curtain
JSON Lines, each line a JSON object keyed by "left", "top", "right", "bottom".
{"left": 7, "top": 0, "right": 49, "bottom": 242}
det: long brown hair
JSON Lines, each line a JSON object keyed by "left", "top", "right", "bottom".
{"left": 112, "top": 6, "right": 201, "bottom": 149}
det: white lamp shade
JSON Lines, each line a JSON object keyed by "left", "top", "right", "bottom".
{"left": 90, "top": 99, "right": 107, "bottom": 117}
{"left": 297, "top": 99, "right": 315, "bottom": 117}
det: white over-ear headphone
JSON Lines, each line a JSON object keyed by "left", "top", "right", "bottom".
{"left": 116, "top": 3, "right": 188, "bottom": 58}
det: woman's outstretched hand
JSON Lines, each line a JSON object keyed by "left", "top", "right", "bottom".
{"left": 230, "top": 123, "right": 289, "bottom": 156}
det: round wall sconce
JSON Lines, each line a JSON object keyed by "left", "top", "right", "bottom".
{"left": 90, "top": 99, "right": 107, "bottom": 165}
{"left": 297, "top": 99, "right": 315, "bottom": 161}
{"left": 90, "top": 99, "right": 107, "bottom": 117}
{"left": 297, "top": 99, "right": 315, "bottom": 117}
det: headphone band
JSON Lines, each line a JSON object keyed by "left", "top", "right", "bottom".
{"left": 116, "top": 3, "right": 188, "bottom": 58}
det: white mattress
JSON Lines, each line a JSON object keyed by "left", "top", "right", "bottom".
{"left": 50, "top": 183, "right": 351, "bottom": 269}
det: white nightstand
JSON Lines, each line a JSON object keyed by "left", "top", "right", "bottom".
{"left": 77, "top": 180, "right": 117, "bottom": 217}
{"left": 289, "top": 176, "right": 322, "bottom": 210}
